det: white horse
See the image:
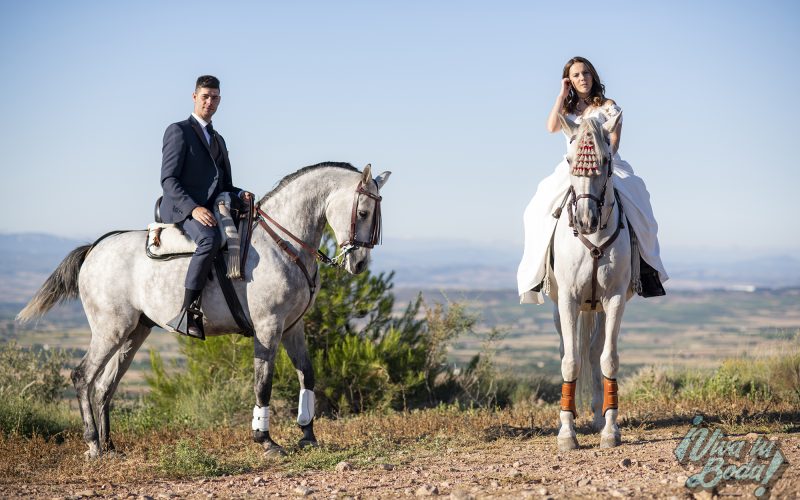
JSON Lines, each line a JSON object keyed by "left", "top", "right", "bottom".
{"left": 18, "top": 162, "right": 390, "bottom": 459}
{"left": 547, "top": 113, "right": 632, "bottom": 450}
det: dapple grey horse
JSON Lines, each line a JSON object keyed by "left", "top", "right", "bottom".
{"left": 547, "top": 113, "right": 631, "bottom": 450}
{"left": 18, "top": 162, "right": 390, "bottom": 458}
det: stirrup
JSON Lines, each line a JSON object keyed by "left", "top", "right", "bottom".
{"left": 166, "top": 306, "right": 205, "bottom": 340}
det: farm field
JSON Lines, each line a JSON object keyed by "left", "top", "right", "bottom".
{"left": 3, "top": 287, "right": 799, "bottom": 399}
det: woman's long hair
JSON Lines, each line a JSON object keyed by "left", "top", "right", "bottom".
{"left": 562, "top": 56, "right": 607, "bottom": 114}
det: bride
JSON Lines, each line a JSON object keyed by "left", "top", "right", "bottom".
{"left": 517, "top": 56, "right": 668, "bottom": 304}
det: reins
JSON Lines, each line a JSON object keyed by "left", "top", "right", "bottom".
{"left": 239, "top": 179, "right": 383, "bottom": 333}
{"left": 561, "top": 138, "right": 625, "bottom": 310}
{"left": 566, "top": 188, "right": 625, "bottom": 310}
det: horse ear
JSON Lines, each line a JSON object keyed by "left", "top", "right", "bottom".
{"left": 559, "top": 114, "right": 578, "bottom": 137}
{"left": 374, "top": 171, "right": 391, "bottom": 190}
{"left": 361, "top": 163, "right": 372, "bottom": 184}
{"left": 602, "top": 111, "right": 621, "bottom": 134}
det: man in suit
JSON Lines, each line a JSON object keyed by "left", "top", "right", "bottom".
{"left": 161, "top": 75, "right": 252, "bottom": 339}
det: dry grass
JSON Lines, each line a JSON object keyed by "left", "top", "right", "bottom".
{"left": 2, "top": 395, "right": 797, "bottom": 486}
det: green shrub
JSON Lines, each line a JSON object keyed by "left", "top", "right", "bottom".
{"left": 140, "top": 230, "right": 491, "bottom": 426}
{"left": 0, "top": 341, "right": 75, "bottom": 437}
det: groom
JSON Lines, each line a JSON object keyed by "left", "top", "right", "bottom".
{"left": 160, "top": 75, "right": 252, "bottom": 339}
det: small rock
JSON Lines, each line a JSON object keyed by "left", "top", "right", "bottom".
{"left": 551, "top": 464, "right": 560, "bottom": 470}
{"left": 415, "top": 484, "right": 439, "bottom": 496}
{"left": 692, "top": 490, "right": 716, "bottom": 500}
{"left": 75, "top": 491, "right": 97, "bottom": 498}
{"left": 537, "top": 487, "right": 549, "bottom": 496}
{"left": 450, "top": 489, "right": 474, "bottom": 500}
{"left": 253, "top": 477, "right": 265, "bottom": 486}
{"left": 577, "top": 478, "right": 591, "bottom": 487}
{"left": 489, "top": 480, "right": 500, "bottom": 488}
{"left": 609, "top": 490, "right": 625, "bottom": 498}
{"left": 137, "top": 496, "right": 154, "bottom": 500}
{"left": 335, "top": 461, "right": 353, "bottom": 472}
{"left": 619, "top": 458, "right": 632, "bottom": 468}
{"left": 676, "top": 474, "right": 689, "bottom": 485}
{"left": 513, "top": 461, "right": 522, "bottom": 468}
{"left": 380, "top": 463, "right": 395, "bottom": 471}
{"left": 509, "top": 470, "right": 522, "bottom": 479}
{"left": 293, "top": 486, "right": 313, "bottom": 496}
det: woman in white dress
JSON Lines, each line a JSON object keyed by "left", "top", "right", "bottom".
{"left": 517, "top": 56, "right": 668, "bottom": 304}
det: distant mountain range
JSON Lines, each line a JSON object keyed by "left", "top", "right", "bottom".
{"left": 1, "top": 233, "right": 798, "bottom": 303}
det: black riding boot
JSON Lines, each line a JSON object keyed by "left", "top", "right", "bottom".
{"left": 639, "top": 258, "right": 666, "bottom": 298}
{"left": 166, "top": 288, "right": 205, "bottom": 340}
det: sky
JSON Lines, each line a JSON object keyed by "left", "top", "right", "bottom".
{"left": 1, "top": 0, "right": 798, "bottom": 259}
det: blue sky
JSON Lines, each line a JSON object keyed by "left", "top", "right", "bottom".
{"left": 1, "top": 0, "right": 798, "bottom": 258}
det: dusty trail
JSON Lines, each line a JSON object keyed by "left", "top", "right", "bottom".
{"left": 3, "top": 426, "right": 797, "bottom": 499}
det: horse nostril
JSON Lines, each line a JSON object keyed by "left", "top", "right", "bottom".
{"left": 591, "top": 216, "right": 598, "bottom": 228}
{"left": 355, "top": 260, "right": 365, "bottom": 273}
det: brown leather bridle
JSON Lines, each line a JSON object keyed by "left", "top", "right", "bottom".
{"left": 342, "top": 180, "right": 383, "bottom": 250}
{"left": 563, "top": 152, "right": 625, "bottom": 311}
{"left": 242, "top": 179, "right": 383, "bottom": 332}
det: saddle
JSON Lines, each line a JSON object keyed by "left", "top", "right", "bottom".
{"left": 146, "top": 192, "right": 248, "bottom": 279}
{"left": 149, "top": 192, "right": 256, "bottom": 338}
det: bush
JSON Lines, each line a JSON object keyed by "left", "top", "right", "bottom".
{"left": 140, "top": 230, "right": 499, "bottom": 426}
{"left": 624, "top": 347, "right": 800, "bottom": 405}
{"left": 0, "top": 341, "right": 75, "bottom": 437}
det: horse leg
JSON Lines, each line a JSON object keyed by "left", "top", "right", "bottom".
{"left": 599, "top": 297, "right": 625, "bottom": 448}
{"left": 281, "top": 320, "right": 317, "bottom": 448}
{"left": 72, "top": 322, "right": 134, "bottom": 459}
{"left": 556, "top": 296, "right": 580, "bottom": 451}
{"left": 252, "top": 317, "right": 287, "bottom": 457}
{"left": 93, "top": 323, "right": 151, "bottom": 454}
{"left": 590, "top": 312, "right": 606, "bottom": 432}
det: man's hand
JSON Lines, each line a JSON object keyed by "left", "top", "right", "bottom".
{"left": 191, "top": 206, "right": 216, "bottom": 227}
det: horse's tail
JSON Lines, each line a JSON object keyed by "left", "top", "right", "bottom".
{"left": 576, "top": 311, "right": 597, "bottom": 411}
{"left": 16, "top": 244, "right": 92, "bottom": 323}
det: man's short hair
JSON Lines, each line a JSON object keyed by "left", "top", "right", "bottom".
{"left": 195, "top": 75, "right": 220, "bottom": 90}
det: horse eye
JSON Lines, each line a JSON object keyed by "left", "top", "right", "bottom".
{"left": 569, "top": 136, "right": 576, "bottom": 144}
{"left": 358, "top": 210, "right": 369, "bottom": 219}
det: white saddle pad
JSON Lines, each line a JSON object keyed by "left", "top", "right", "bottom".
{"left": 146, "top": 223, "right": 196, "bottom": 259}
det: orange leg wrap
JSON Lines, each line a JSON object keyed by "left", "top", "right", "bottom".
{"left": 602, "top": 377, "right": 618, "bottom": 415}
{"left": 560, "top": 380, "right": 577, "bottom": 416}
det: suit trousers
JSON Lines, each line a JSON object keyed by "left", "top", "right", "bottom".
{"left": 180, "top": 217, "right": 221, "bottom": 290}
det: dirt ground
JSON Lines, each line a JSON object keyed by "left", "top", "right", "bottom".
{"left": 3, "top": 426, "right": 797, "bottom": 499}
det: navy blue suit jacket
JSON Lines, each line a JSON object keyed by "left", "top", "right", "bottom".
{"left": 160, "top": 115, "right": 241, "bottom": 224}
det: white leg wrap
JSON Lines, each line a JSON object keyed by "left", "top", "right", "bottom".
{"left": 297, "top": 389, "right": 315, "bottom": 426}
{"left": 252, "top": 405, "right": 269, "bottom": 431}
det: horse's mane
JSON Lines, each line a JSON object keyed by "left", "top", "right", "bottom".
{"left": 258, "top": 162, "right": 358, "bottom": 204}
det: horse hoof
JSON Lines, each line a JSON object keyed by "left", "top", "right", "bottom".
{"left": 263, "top": 444, "right": 288, "bottom": 458}
{"left": 557, "top": 436, "right": 579, "bottom": 451}
{"left": 84, "top": 449, "right": 100, "bottom": 461}
{"left": 298, "top": 439, "right": 318, "bottom": 449}
{"left": 600, "top": 434, "right": 621, "bottom": 448}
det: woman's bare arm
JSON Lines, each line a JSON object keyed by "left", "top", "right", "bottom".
{"left": 546, "top": 78, "right": 570, "bottom": 133}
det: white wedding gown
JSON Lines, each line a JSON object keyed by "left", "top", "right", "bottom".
{"left": 517, "top": 102, "right": 668, "bottom": 304}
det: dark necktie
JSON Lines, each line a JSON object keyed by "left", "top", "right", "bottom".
{"left": 206, "top": 123, "right": 220, "bottom": 160}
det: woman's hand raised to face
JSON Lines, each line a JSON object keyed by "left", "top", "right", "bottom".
{"left": 558, "top": 78, "right": 571, "bottom": 100}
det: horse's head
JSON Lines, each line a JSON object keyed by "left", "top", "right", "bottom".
{"left": 325, "top": 164, "right": 391, "bottom": 274}
{"left": 559, "top": 113, "right": 620, "bottom": 234}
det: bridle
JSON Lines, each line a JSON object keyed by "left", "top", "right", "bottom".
{"left": 555, "top": 132, "right": 625, "bottom": 310}
{"left": 243, "top": 178, "right": 383, "bottom": 331}
{"left": 342, "top": 180, "right": 383, "bottom": 252}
